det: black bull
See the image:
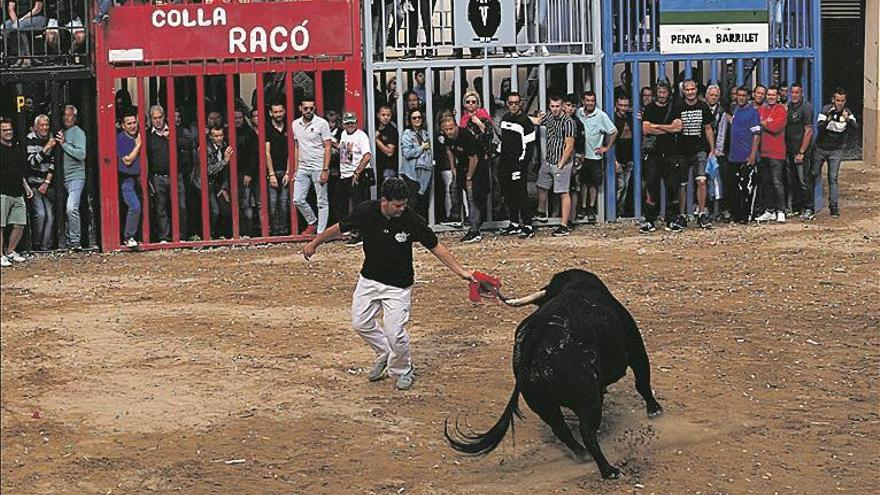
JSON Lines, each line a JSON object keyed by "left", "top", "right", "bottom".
{"left": 445, "top": 269, "right": 663, "bottom": 479}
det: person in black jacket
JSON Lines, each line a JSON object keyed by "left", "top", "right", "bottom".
{"left": 498, "top": 91, "right": 537, "bottom": 238}
{"left": 234, "top": 109, "right": 259, "bottom": 236}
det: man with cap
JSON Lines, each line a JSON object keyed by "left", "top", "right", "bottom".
{"left": 303, "top": 177, "right": 477, "bottom": 391}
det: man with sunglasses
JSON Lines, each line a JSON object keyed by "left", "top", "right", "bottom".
{"left": 291, "top": 97, "right": 332, "bottom": 236}
{"left": 498, "top": 91, "right": 537, "bottom": 238}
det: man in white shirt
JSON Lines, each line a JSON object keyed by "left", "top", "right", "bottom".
{"left": 292, "top": 97, "right": 332, "bottom": 235}
{"left": 338, "top": 112, "right": 373, "bottom": 246}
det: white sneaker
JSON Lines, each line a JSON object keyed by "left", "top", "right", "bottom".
{"left": 775, "top": 211, "right": 786, "bottom": 223}
{"left": 6, "top": 251, "right": 26, "bottom": 262}
{"left": 522, "top": 47, "right": 535, "bottom": 57}
{"left": 755, "top": 211, "right": 775, "bottom": 222}
{"left": 124, "top": 238, "right": 139, "bottom": 249}
{"left": 0, "top": 255, "right": 10, "bottom": 267}
{"left": 538, "top": 46, "right": 550, "bottom": 56}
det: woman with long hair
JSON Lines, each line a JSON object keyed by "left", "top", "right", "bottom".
{"left": 400, "top": 109, "right": 433, "bottom": 218}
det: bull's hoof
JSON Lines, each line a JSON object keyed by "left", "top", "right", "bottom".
{"left": 647, "top": 404, "right": 664, "bottom": 418}
{"left": 602, "top": 466, "right": 621, "bottom": 480}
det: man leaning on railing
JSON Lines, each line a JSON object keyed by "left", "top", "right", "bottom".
{"left": 3, "top": 0, "right": 47, "bottom": 67}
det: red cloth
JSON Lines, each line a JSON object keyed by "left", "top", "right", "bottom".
{"left": 758, "top": 103, "right": 788, "bottom": 160}
{"left": 469, "top": 271, "right": 502, "bottom": 303}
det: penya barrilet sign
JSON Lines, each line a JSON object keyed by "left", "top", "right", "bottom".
{"left": 104, "top": 0, "right": 354, "bottom": 63}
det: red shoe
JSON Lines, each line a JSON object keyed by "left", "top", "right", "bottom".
{"left": 302, "top": 223, "right": 318, "bottom": 236}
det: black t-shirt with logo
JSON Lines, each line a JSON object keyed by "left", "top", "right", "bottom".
{"left": 339, "top": 200, "right": 439, "bottom": 289}
{"left": 674, "top": 100, "right": 713, "bottom": 156}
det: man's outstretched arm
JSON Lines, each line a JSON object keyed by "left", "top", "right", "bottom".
{"left": 302, "top": 224, "right": 343, "bottom": 260}
{"left": 430, "top": 243, "right": 475, "bottom": 282}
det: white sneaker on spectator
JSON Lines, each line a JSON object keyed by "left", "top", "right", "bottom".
{"left": 755, "top": 211, "right": 775, "bottom": 222}
{"left": 775, "top": 211, "right": 786, "bottom": 223}
{"left": 522, "top": 47, "right": 536, "bottom": 57}
{"left": 6, "top": 251, "right": 26, "bottom": 262}
{"left": 538, "top": 46, "right": 550, "bottom": 56}
{"left": 0, "top": 255, "right": 10, "bottom": 267}
{"left": 125, "top": 238, "right": 139, "bottom": 249}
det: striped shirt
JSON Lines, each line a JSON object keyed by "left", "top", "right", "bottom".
{"left": 541, "top": 112, "right": 576, "bottom": 165}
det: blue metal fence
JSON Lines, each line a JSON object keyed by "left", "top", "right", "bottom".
{"left": 601, "top": 0, "right": 824, "bottom": 221}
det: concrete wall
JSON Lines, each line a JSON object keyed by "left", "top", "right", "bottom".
{"left": 865, "top": 0, "right": 879, "bottom": 165}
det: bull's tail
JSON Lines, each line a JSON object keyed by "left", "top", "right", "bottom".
{"left": 444, "top": 385, "right": 524, "bottom": 456}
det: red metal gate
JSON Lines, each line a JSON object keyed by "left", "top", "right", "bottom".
{"left": 94, "top": 0, "right": 363, "bottom": 251}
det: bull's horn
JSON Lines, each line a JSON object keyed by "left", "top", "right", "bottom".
{"left": 501, "top": 290, "right": 546, "bottom": 307}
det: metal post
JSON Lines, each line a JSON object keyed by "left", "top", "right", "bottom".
{"left": 425, "top": 66, "right": 435, "bottom": 225}
{"left": 810, "top": 0, "right": 823, "bottom": 211}
{"left": 226, "top": 73, "right": 240, "bottom": 239}
{"left": 284, "top": 70, "right": 298, "bottom": 235}
{"left": 51, "top": 80, "right": 65, "bottom": 249}
{"left": 137, "top": 77, "right": 152, "bottom": 244}
{"left": 632, "top": 63, "right": 642, "bottom": 219}
{"left": 256, "top": 72, "right": 270, "bottom": 238}
{"left": 166, "top": 77, "right": 181, "bottom": 242}
{"left": 195, "top": 76, "right": 210, "bottom": 241}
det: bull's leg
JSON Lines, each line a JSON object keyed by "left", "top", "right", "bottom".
{"left": 574, "top": 397, "right": 620, "bottom": 480}
{"left": 628, "top": 343, "right": 663, "bottom": 417}
{"left": 529, "top": 403, "right": 587, "bottom": 459}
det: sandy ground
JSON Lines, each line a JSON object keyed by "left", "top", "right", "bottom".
{"left": 2, "top": 162, "right": 878, "bottom": 495}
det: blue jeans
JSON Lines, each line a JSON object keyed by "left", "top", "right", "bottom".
{"left": 64, "top": 179, "right": 85, "bottom": 246}
{"left": 3, "top": 16, "right": 46, "bottom": 57}
{"left": 239, "top": 178, "right": 260, "bottom": 236}
{"left": 808, "top": 148, "right": 842, "bottom": 211}
{"left": 120, "top": 176, "right": 141, "bottom": 240}
{"left": 267, "top": 181, "right": 289, "bottom": 235}
{"left": 292, "top": 168, "right": 329, "bottom": 233}
{"left": 28, "top": 186, "right": 55, "bottom": 250}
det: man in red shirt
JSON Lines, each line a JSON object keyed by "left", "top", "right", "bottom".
{"left": 755, "top": 86, "right": 788, "bottom": 223}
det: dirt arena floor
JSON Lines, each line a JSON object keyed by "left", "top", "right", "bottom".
{"left": 2, "top": 163, "right": 878, "bottom": 494}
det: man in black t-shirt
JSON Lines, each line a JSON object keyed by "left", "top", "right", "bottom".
{"left": 498, "top": 91, "right": 536, "bottom": 238}
{"left": 639, "top": 81, "right": 682, "bottom": 233}
{"left": 375, "top": 106, "right": 399, "bottom": 184}
{"left": 303, "top": 178, "right": 475, "bottom": 391}
{"left": 265, "top": 102, "right": 290, "bottom": 235}
{"left": 441, "top": 117, "right": 488, "bottom": 243}
{"left": 671, "top": 79, "right": 715, "bottom": 230}
{"left": 613, "top": 95, "right": 635, "bottom": 216}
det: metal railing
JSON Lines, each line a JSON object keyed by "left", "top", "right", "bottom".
{"left": 1, "top": 0, "right": 91, "bottom": 70}
{"left": 369, "top": 0, "right": 596, "bottom": 62}
{"left": 610, "top": 0, "right": 815, "bottom": 54}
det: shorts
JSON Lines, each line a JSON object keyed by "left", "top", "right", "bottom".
{"left": 579, "top": 158, "right": 604, "bottom": 187}
{"left": 47, "top": 18, "right": 84, "bottom": 32}
{"left": 536, "top": 161, "right": 573, "bottom": 194}
{"left": 0, "top": 194, "right": 27, "bottom": 227}
{"left": 675, "top": 151, "right": 708, "bottom": 185}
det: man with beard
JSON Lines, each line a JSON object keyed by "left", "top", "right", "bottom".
{"left": 265, "top": 102, "right": 291, "bottom": 235}
{"left": 291, "top": 97, "right": 332, "bottom": 236}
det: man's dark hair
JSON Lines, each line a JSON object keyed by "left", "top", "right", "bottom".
{"left": 548, "top": 94, "right": 563, "bottom": 103}
{"left": 377, "top": 104, "right": 392, "bottom": 114}
{"left": 0, "top": 116, "right": 13, "bottom": 126}
{"left": 121, "top": 106, "right": 138, "bottom": 120}
{"left": 834, "top": 86, "right": 847, "bottom": 96}
{"left": 753, "top": 84, "right": 767, "bottom": 92}
{"left": 209, "top": 123, "right": 225, "bottom": 133}
{"left": 381, "top": 177, "right": 410, "bottom": 202}
{"left": 736, "top": 85, "right": 751, "bottom": 95}
{"left": 655, "top": 79, "right": 671, "bottom": 91}
{"left": 269, "top": 101, "right": 285, "bottom": 110}
{"left": 767, "top": 85, "right": 779, "bottom": 93}
{"left": 683, "top": 79, "right": 698, "bottom": 88}
{"left": 299, "top": 95, "right": 315, "bottom": 104}
{"left": 580, "top": 90, "right": 596, "bottom": 101}
{"left": 615, "top": 94, "right": 631, "bottom": 104}
{"left": 641, "top": 86, "right": 653, "bottom": 95}
{"left": 564, "top": 93, "right": 579, "bottom": 105}
{"left": 790, "top": 81, "right": 803, "bottom": 90}
{"left": 506, "top": 91, "right": 521, "bottom": 100}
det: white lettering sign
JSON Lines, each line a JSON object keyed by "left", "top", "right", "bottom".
{"left": 660, "top": 24, "right": 768, "bottom": 54}
{"left": 151, "top": 7, "right": 227, "bottom": 28}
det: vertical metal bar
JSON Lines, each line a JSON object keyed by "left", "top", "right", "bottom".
{"left": 603, "top": 58, "right": 615, "bottom": 221}
{"left": 226, "top": 73, "right": 240, "bottom": 239}
{"left": 482, "top": 64, "right": 491, "bottom": 222}
{"left": 454, "top": 68, "right": 462, "bottom": 121}
{"left": 166, "top": 77, "right": 181, "bottom": 242}
{"left": 511, "top": 63, "right": 519, "bottom": 91}
{"left": 285, "top": 71, "right": 298, "bottom": 235}
{"left": 736, "top": 59, "right": 745, "bottom": 86}
{"left": 256, "top": 72, "right": 270, "bottom": 238}
{"left": 137, "top": 77, "right": 152, "bottom": 244}
{"left": 616, "top": 0, "right": 624, "bottom": 53}
{"left": 195, "top": 76, "right": 210, "bottom": 241}
{"left": 566, "top": 62, "right": 575, "bottom": 93}
{"left": 538, "top": 63, "right": 547, "bottom": 113}
{"left": 761, "top": 58, "right": 770, "bottom": 86}
{"left": 396, "top": 67, "right": 405, "bottom": 178}
{"left": 710, "top": 59, "right": 718, "bottom": 85}
{"left": 631, "top": 63, "right": 642, "bottom": 218}
{"left": 363, "top": 0, "right": 375, "bottom": 63}
{"left": 684, "top": 61, "right": 692, "bottom": 80}
{"left": 96, "top": 27, "right": 120, "bottom": 250}
{"left": 425, "top": 66, "right": 435, "bottom": 225}
{"left": 810, "top": 0, "right": 823, "bottom": 211}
